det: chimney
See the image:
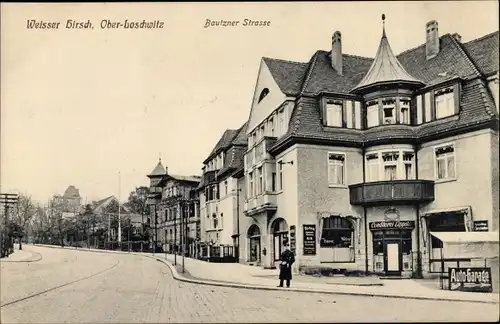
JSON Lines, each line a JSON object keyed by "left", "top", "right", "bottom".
{"left": 451, "top": 33, "right": 462, "bottom": 43}
{"left": 425, "top": 20, "right": 440, "bottom": 60}
{"left": 331, "top": 31, "right": 343, "bottom": 75}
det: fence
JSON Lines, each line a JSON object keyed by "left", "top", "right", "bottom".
{"left": 198, "top": 244, "right": 238, "bottom": 263}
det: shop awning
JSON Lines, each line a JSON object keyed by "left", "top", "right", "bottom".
{"left": 430, "top": 231, "right": 499, "bottom": 243}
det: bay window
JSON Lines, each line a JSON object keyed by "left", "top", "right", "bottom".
{"left": 382, "top": 99, "right": 396, "bottom": 124}
{"left": 435, "top": 144, "right": 455, "bottom": 180}
{"left": 257, "top": 166, "right": 263, "bottom": 195}
{"left": 382, "top": 152, "right": 398, "bottom": 181}
{"left": 366, "top": 101, "right": 379, "bottom": 128}
{"left": 328, "top": 153, "right": 345, "bottom": 186}
{"left": 400, "top": 98, "right": 411, "bottom": 124}
{"left": 366, "top": 154, "right": 379, "bottom": 182}
{"left": 248, "top": 172, "right": 254, "bottom": 198}
{"left": 403, "top": 152, "right": 414, "bottom": 179}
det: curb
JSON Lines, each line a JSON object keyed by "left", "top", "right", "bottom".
{"left": 0, "top": 249, "right": 43, "bottom": 263}
{"left": 30, "top": 245, "right": 499, "bottom": 305}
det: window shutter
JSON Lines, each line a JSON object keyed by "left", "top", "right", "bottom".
{"left": 453, "top": 83, "right": 461, "bottom": 114}
{"left": 430, "top": 91, "right": 436, "bottom": 121}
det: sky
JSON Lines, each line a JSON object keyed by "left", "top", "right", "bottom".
{"left": 1, "top": 1, "right": 498, "bottom": 204}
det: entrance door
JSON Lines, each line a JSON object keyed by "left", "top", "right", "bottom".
{"left": 384, "top": 241, "right": 402, "bottom": 275}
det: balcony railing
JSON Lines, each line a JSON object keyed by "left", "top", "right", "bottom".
{"left": 246, "top": 136, "right": 278, "bottom": 168}
{"left": 244, "top": 192, "right": 278, "bottom": 216}
{"left": 349, "top": 179, "right": 435, "bottom": 206}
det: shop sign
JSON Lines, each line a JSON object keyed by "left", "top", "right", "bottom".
{"left": 289, "top": 225, "right": 296, "bottom": 254}
{"left": 448, "top": 267, "right": 493, "bottom": 293}
{"left": 369, "top": 221, "right": 415, "bottom": 230}
{"left": 303, "top": 224, "right": 316, "bottom": 255}
{"left": 473, "top": 220, "right": 488, "bottom": 232}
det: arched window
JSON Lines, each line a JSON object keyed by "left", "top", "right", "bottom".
{"left": 258, "top": 88, "right": 270, "bottom": 103}
{"left": 248, "top": 224, "right": 260, "bottom": 237}
{"left": 271, "top": 218, "right": 289, "bottom": 261}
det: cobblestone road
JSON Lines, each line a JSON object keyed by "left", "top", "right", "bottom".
{"left": 1, "top": 246, "right": 498, "bottom": 323}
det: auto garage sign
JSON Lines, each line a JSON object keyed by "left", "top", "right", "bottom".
{"left": 448, "top": 267, "right": 493, "bottom": 293}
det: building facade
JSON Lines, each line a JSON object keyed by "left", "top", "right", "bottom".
{"left": 146, "top": 159, "right": 201, "bottom": 255}
{"left": 238, "top": 17, "right": 498, "bottom": 277}
{"left": 197, "top": 123, "right": 248, "bottom": 259}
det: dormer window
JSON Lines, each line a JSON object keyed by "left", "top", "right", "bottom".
{"left": 258, "top": 88, "right": 269, "bottom": 103}
{"left": 435, "top": 87, "right": 455, "bottom": 119}
{"left": 326, "top": 101, "right": 343, "bottom": 127}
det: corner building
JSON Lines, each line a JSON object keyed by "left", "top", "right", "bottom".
{"left": 241, "top": 17, "right": 498, "bottom": 277}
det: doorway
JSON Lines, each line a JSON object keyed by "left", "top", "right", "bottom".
{"left": 247, "top": 224, "right": 261, "bottom": 264}
{"left": 384, "top": 241, "right": 402, "bottom": 275}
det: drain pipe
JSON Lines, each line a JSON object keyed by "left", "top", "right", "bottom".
{"left": 362, "top": 143, "right": 368, "bottom": 274}
{"left": 415, "top": 143, "right": 423, "bottom": 279}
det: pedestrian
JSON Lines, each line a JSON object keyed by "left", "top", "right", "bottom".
{"left": 277, "top": 240, "right": 295, "bottom": 288}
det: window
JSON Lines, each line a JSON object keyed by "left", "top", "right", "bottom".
{"left": 278, "top": 109, "right": 285, "bottom": 136}
{"left": 252, "top": 132, "right": 257, "bottom": 146}
{"left": 435, "top": 144, "right": 455, "bottom": 180}
{"left": 382, "top": 99, "right": 396, "bottom": 124}
{"left": 271, "top": 172, "right": 276, "bottom": 191}
{"left": 400, "top": 99, "right": 411, "bottom": 124}
{"left": 428, "top": 212, "right": 466, "bottom": 248}
{"left": 326, "top": 102, "right": 343, "bottom": 127}
{"left": 257, "top": 167, "right": 263, "bottom": 195}
{"left": 328, "top": 153, "right": 345, "bottom": 185}
{"left": 320, "top": 216, "right": 354, "bottom": 262}
{"left": 435, "top": 87, "right": 455, "bottom": 119}
{"left": 224, "top": 181, "right": 228, "bottom": 196}
{"left": 269, "top": 117, "right": 275, "bottom": 136}
{"left": 382, "top": 152, "right": 398, "bottom": 181}
{"left": 403, "top": 152, "right": 414, "bottom": 180}
{"left": 366, "top": 101, "right": 379, "bottom": 128}
{"left": 278, "top": 162, "right": 283, "bottom": 190}
{"left": 366, "top": 154, "right": 379, "bottom": 182}
{"left": 213, "top": 218, "right": 218, "bottom": 229}
{"left": 258, "top": 88, "right": 269, "bottom": 103}
{"left": 220, "top": 213, "right": 223, "bottom": 227}
{"left": 249, "top": 172, "right": 254, "bottom": 197}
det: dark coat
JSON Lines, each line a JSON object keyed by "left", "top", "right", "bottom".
{"left": 279, "top": 249, "right": 295, "bottom": 280}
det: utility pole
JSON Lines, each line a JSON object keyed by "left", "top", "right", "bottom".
{"left": 1, "top": 193, "right": 19, "bottom": 253}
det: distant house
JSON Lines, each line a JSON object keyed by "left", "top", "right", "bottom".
{"left": 91, "top": 195, "right": 143, "bottom": 238}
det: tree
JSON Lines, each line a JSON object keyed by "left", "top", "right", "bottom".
{"left": 124, "top": 186, "right": 150, "bottom": 236}
{"left": 12, "top": 194, "right": 37, "bottom": 249}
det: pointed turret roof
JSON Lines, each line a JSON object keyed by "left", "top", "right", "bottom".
{"left": 147, "top": 158, "right": 166, "bottom": 178}
{"left": 351, "top": 14, "right": 424, "bottom": 94}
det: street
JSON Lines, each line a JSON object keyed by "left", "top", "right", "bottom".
{"left": 1, "top": 246, "right": 498, "bottom": 323}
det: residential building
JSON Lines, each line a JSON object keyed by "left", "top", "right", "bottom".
{"left": 238, "top": 16, "right": 498, "bottom": 277}
{"left": 197, "top": 123, "right": 248, "bottom": 259}
{"left": 52, "top": 185, "right": 82, "bottom": 219}
{"left": 146, "top": 159, "right": 201, "bottom": 255}
{"left": 90, "top": 195, "right": 141, "bottom": 239}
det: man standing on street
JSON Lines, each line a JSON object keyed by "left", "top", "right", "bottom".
{"left": 277, "top": 240, "right": 295, "bottom": 288}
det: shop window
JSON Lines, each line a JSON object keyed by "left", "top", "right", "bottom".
{"left": 428, "top": 212, "right": 466, "bottom": 249}
{"left": 320, "top": 216, "right": 354, "bottom": 262}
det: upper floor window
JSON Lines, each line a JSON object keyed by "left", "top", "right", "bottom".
{"left": 435, "top": 144, "right": 455, "bottom": 180}
{"left": 366, "top": 154, "right": 379, "bottom": 182}
{"left": 403, "top": 152, "right": 414, "bottom": 180}
{"left": 326, "top": 102, "right": 343, "bottom": 127}
{"left": 382, "top": 99, "right": 396, "bottom": 125}
{"left": 328, "top": 153, "right": 345, "bottom": 186}
{"left": 382, "top": 152, "right": 398, "bottom": 181}
{"left": 224, "top": 181, "right": 228, "bottom": 196}
{"left": 400, "top": 98, "right": 411, "bottom": 125}
{"left": 366, "top": 101, "right": 379, "bottom": 128}
{"left": 278, "top": 108, "right": 286, "bottom": 136}
{"left": 257, "top": 166, "right": 263, "bottom": 195}
{"left": 258, "top": 88, "right": 269, "bottom": 103}
{"left": 269, "top": 117, "right": 275, "bottom": 136}
{"left": 248, "top": 172, "right": 254, "bottom": 198}
{"left": 278, "top": 161, "right": 283, "bottom": 191}
{"left": 435, "top": 87, "right": 455, "bottom": 119}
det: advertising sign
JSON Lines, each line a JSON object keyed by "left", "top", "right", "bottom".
{"left": 369, "top": 221, "right": 415, "bottom": 231}
{"left": 303, "top": 224, "right": 316, "bottom": 255}
{"left": 473, "top": 220, "right": 489, "bottom": 232}
{"left": 448, "top": 267, "right": 493, "bottom": 293}
{"left": 289, "top": 225, "right": 296, "bottom": 254}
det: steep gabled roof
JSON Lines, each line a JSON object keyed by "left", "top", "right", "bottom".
{"left": 263, "top": 57, "right": 309, "bottom": 96}
{"left": 351, "top": 26, "right": 424, "bottom": 93}
{"left": 462, "top": 31, "right": 499, "bottom": 77}
{"left": 203, "top": 129, "right": 240, "bottom": 164}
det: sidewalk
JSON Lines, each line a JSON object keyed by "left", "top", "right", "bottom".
{"left": 159, "top": 253, "right": 500, "bottom": 305}
{"left": 30, "top": 245, "right": 500, "bottom": 304}
{"left": 0, "top": 246, "right": 42, "bottom": 262}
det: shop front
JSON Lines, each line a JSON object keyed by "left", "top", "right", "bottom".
{"left": 370, "top": 220, "right": 415, "bottom": 276}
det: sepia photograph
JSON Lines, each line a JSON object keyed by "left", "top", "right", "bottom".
{"left": 0, "top": 1, "right": 499, "bottom": 323}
